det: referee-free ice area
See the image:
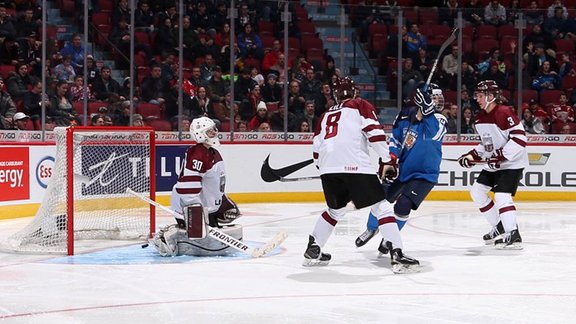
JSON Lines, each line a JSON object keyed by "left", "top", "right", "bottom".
{"left": 1, "top": 201, "right": 575, "bottom": 324}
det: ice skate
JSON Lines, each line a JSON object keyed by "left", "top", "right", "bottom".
{"left": 302, "top": 235, "right": 331, "bottom": 267}
{"left": 377, "top": 238, "right": 389, "bottom": 257}
{"left": 482, "top": 221, "right": 504, "bottom": 245}
{"left": 494, "top": 229, "right": 523, "bottom": 250}
{"left": 386, "top": 241, "right": 421, "bottom": 274}
{"left": 355, "top": 228, "right": 379, "bottom": 247}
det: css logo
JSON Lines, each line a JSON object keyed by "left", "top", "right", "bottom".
{"left": 36, "top": 156, "right": 55, "bottom": 189}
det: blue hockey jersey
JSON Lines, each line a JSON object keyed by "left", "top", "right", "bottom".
{"left": 389, "top": 106, "right": 447, "bottom": 183}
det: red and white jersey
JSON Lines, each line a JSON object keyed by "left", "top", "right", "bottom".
{"left": 474, "top": 105, "right": 529, "bottom": 171}
{"left": 313, "top": 97, "right": 390, "bottom": 175}
{"left": 549, "top": 104, "right": 574, "bottom": 122}
{"left": 170, "top": 144, "right": 226, "bottom": 216}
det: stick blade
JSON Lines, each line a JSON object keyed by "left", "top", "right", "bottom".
{"left": 251, "top": 231, "right": 288, "bottom": 257}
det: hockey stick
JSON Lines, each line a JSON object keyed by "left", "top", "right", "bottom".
{"left": 442, "top": 157, "right": 487, "bottom": 164}
{"left": 261, "top": 154, "right": 318, "bottom": 182}
{"left": 126, "top": 188, "right": 287, "bottom": 258}
{"left": 401, "top": 27, "right": 460, "bottom": 152}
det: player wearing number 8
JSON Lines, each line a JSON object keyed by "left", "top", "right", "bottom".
{"left": 457, "top": 80, "right": 529, "bottom": 249}
{"left": 304, "top": 77, "right": 420, "bottom": 273}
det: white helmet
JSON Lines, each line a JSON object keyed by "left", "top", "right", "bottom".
{"left": 190, "top": 117, "right": 220, "bottom": 147}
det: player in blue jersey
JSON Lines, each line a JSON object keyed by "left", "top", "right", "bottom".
{"left": 355, "top": 83, "right": 447, "bottom": 254}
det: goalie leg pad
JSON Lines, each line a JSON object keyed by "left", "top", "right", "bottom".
{"left": 185, "top": 204, "right": 207, "bottom": 239}
{"left": 152, "top": 225, "right": 184, "bottom": 257}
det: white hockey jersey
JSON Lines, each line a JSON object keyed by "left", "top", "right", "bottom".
{"left": 313, "top": 97, "right": 390, "bottom": 175}
{"left": 170, "top": 144, "right": 226, "bottom": 216}
{"left": 474, "top": 105, "right": 529, "bottom": 171}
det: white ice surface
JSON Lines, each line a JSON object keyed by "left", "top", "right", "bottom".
{"left": 1, "top": 201, "right": 575, "bottom": 324}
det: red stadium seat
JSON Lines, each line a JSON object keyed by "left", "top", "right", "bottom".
{"left": 137, "top": 103, "right": 162, "bottom": 119}
{"left": 0, "top": 65, "right": 16, "bottom": 80}
{"left": 539, "top": 89, "right": 563, "bottom": 106}
{"left": 475, "top": 24, "right": 497, "bottom": 40}
{"left": 147, "top": 119, "right": 172, "bottom": 131}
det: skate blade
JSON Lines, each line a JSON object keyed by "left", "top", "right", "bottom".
{"left": 392, "top": 263, "right": 422, "bottom": 274}
{"left": 495, "top": 242, "right": 523, "bottom": 250}
{"left": 355, "top": 229, "right": 379, "bottom": 248}
{"left": 302, "top": 258, "right": 330, "bottom": 267}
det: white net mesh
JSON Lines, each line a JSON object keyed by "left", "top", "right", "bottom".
{"left": 2, "top": 127, "right": 154, "bottom": 254}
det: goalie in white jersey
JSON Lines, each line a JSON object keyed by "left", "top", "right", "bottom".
{"left": 458, "top": 80, "right": 528, "bottom": 249}
{"left": 303, "top": 77, "right": 420, "bottom": 273}
{"left": 152, "top": 117, "right": 242, "bottom": 257}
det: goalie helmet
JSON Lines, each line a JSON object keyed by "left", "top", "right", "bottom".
{"left": 332, "top": 77, "right": 357, "bottom": 102}
{"left": 190, "top": 117, "right": 220, "bottom": 147}
{"left": 419, "top": 82, "right": 445, "bottom": 112}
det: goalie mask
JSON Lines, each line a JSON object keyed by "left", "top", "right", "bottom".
{"left": 332, "top": 77, "right": 357, "bottom": 103}
{"left": 190, "top": 117, "right": 220, "bottom": 147}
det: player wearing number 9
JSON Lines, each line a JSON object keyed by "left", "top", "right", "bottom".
{"left": 304, "top": 77, "right": 420, "bottom": 272}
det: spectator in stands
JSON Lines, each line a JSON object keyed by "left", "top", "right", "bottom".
{"left": 546, "top": 0, "right": 568, "bottom": 20}
{"left": 0, "top": 4, "right": 16, "bottom": 38}
{"left": 190, "top": 1, "right": 214, "bottom": 37}
{"left": 155, "top": 3, "right": 177, "bottom": 27}
{"left": 525, "top": 42, "right": 558, "bottom": 78}
{"left": 187, "top": 85, "right": 212, "bottom": 120}
{"left": 187, "top": 66, "right": 209, "bottom": 91}
{"left": 69, "top": 75, "right": 93, "bottom": 102}
{"left": 92, "top": 66, "right": 123, "bottom": 102}
{"left": 480, "top": 61, "right": 507, "bottom": 89}
{"left": 269, "top": 103, "right": 296, "bottom": 132}
{"left": 461, "top": 107, "right": 476, "bottom": 134}
{"left": 532, "top": 61, "right": 561, "bottom": 91}
{"left": 15, "top": 9, "right": 39, "bottom": 38}
{"left": 524, "top": 98, "right": 550, "bottom": 124}
{"left": 257, "top": 121, "right": 271, "bottom": 132}
{"left": 550, "top": 105, "right": 574, "bottom": 133}
{"left": 301, "top": 68, "right": 321, "bottom": 101}
{"left": 442, "top": 103, "right": 458, "bottom": 134}
{"left": 477, "top": 48, "right": 506, "bottom": 75}
{"left": 356, "top": 0, "right": 383, "bottom": 43}
{"left": 240, "top": 83, "right": 262, "bottom": 121}
{"left": 558, "top": 123, "right": 574, "bottom": 134}
{"left": 247, "top": 101, "right": 269, "bottom": 131}
{"left": 179, "top": 15, "right": 201, "bottom": 63}
{"left": 212, "top": 2, "right": 228, "bottom": 29}
{"left": 440, "top": 45, "right": 459, "bottom": 90}
{"left": 214, "top": 22, "right": 232, "bottom": 49}
{"left": 207, "top": 65, "right": 226, "bottom": 103}
{"left": 322, "top": 56, "right": 336, "bottom": 83}
{"left": 261, "top": 73, "right": 282, "bottom": 103}
{"left": 558, "top": 53, "right": 573, "bottom": 79}
{"left": 200, "top": 53, "right": 217, "bottom": 81}
{"left": 213, "top": 91, "right": 236, "bottom": 124}
{"left": 315, "top": 82, "right": 336, "bottom": 116}
{"left": 549, "top": 92, "right": 574, "bottom": 124}
{"left": 464, "top": 0, "right": 484, "bottom": 27}
{"left": 155, "top": 17, "right": 178, "bottom": 55}
{"left": 91, "top": 114, "right": 105, "bottom": 126}
{"left": 44, "top": 116, "right": 57, "bottom": 130}
{"left": 54, "top": 55, "right": 76, "bottom": 82}
{"left": 484, "top": 0, "right": 506, "bottom": 26}
{"left": 544, "top": 6, "right": 572, "bottom": 40}
{"left": 460, "top": 86, "right": 480, "bottom": 115}
{"left": 507, "top": 0, "right": 522, "bottom": 24}
{"left": 49, "top": 80, "right": 78, "bottom": 126}
{"left": 401, "top": 58, "right": 424, "bottom": 100}
{"left": 236, "top": 2, "right": 255, "bottom": 31}
{"left": 111, "top": 0, "right": 131, "bottom": 28}
{"left": 522, "top": 108, "right": 547, "bottom": 134}
{"left": 0, "top": 35, "right": 19, "bottom": 65}
{"left": 296, "top": 119, "right": 311, "bottom": 133}
{"left": 59, "top": 33, "right": 86, "bottom": 75}
{"left": 85, "top": 55, "right": 99, "bottom": 84}
{"left": 262, "top": 39, "right": 282, "bottom": 75}
{"left": 234, "top": 67, "right": 256, "bottom": 103}
{"left": 0, "top": 77, "right": 16, "bottom": 130}
{"left": 290, "top": 55, "right": 312, "bottom": 84}
{"left": 461, "top": 62, "right": 478, "bottom": 96}
{"left": 288, "top": 80, "right": 306, "bottom": 115}
{"left": 134, "top": 0, "right": 154, "bottom": 30}
{"left": 438, "top": 0, "right": 461, "bottom": 27}
{"left": 17, "top": 32, "right": 42, "bottom": 75}
{"left": 11, "top": 112, "right": 30, "bottom": 130}
{"left": 405, "top": 24, "right": 427, "bottom": 58}
{"left": 237, "top": 23, "right": 264, "bottom": 61}
{"left": 6, "top": 63, "right": 34, "bottom": 101}
{"left": 525, "top": 1, "right": 544, "bottom": 26}
{"left": 250, "top": 66, "right": 264, "bottom": 86}
{"left": 197, "top": 34, "right": 220, "bottom": 63}
{"left": 23, "top": 80, "right": 46, "bottom": 120}
{"left": 523, "top": 24, "right": 556, "bottom": 57}
{"left": 298, "top": 100, "right": 318, "bottom": 131}
{"left": 132, "top": 113, "right": 145, "bottom": 127}
{"left": 140, "top": 65, "right": 169, "bottom": 106}
{"left": 268, "top": 53, "right": 288, "bottom": 84}
{"left": 413, "top": 48, "right": 432, "bottom": 82}
{"left": 119, "top": 77, "right": 137, "bottom": 104}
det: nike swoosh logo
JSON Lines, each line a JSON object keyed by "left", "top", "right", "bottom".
{"left": 261, "top": 155, "right": 314, "bottom": 182}
{"left": 411, "top": 191, "right": 418, "bottom": 196}
{"left": 401, "top": 116, "right": 409, "bottom": 119}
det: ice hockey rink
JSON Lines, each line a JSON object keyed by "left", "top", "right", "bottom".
{"left": 1, "top": 201, "right": 576, "bottom": 324}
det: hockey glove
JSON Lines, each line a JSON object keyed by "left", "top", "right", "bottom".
{"left": 487, "top": 148, "right": 506, "bottom": 169}
{"left": 458, "top": 149, "right": 482, "bottom": 168}
{"left": 414, "top": 88, "right": 434, "bottom": 116}
{"left": 209, "top": 194, "right": 241, "bottom": 225}
{"left": 378, "top": 153, "right": 398, "bottom": 182}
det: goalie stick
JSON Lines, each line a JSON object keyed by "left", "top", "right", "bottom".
{"left": 401, "top": 27, "right": 460, "bottom": 152}
{"left": 261, "top": 154, "right": 320, "bottom": 182}
{"left": 126, "top": 188, "right": 287, "bottom": 258}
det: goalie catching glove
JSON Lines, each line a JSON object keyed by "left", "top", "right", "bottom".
{"left": 378, "top": 153, "right": 398, "bottom": 182}
{"left": 208, "top": 194, "right": 241, "bottom": 227}
{"left": 458, "top": 149, "right": 482, "bottom": 168}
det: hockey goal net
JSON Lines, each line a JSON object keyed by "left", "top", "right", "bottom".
{"left": 3, "top": 126, "right": 156, "bottom": 255}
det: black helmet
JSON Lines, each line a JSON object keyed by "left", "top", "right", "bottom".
{"left": 332, "top": 77, "right": 357, "bottom": 102}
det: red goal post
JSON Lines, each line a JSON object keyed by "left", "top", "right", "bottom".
{"left": 4, "top": 126, "right": 156, "bottom": 255}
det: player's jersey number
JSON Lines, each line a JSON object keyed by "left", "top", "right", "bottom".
{"left": 324, "top": 111, "right": 341, "bottom": 139}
